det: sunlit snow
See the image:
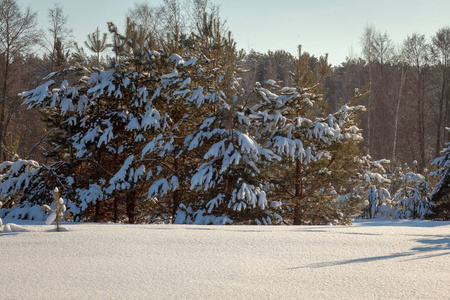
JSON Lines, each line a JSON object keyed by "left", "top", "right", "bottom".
{"left": 1, "top": 220, "right": 449, "bottom": 299}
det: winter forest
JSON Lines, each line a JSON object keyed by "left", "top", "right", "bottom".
{"left": 0, "top": 0, "right": 449, "bottom": 228}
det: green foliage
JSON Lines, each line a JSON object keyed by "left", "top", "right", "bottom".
{"left": 429, "top": 130, "right": 450, "bottom": 220}
{"left": 251, "top": 57, "right": 368, "bottom": 224}
{"left": 1, "top": 132, "right": 19, "bottom": 161}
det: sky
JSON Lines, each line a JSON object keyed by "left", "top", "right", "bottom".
{"left": 17, "top": 0, "right": 450, "bottom": 66}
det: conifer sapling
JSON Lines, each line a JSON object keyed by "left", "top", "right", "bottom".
{"left": 42, "top": 188, "right": 66, "bottom": 231}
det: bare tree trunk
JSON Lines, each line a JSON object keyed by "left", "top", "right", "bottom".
{"left": 418, "top": 69, "right": 426, "bottom": 171}
{"left": 126, "top": 194, "right": 136, "bottom": 224}
{"left": 113, "top": 197, "right": 118, "bottom": 223}
{"left": 445, "top": 83, "right": 450, "bottom": 143}
{"left": 0, "top": 50, "right": 9, "bottom": 161}
{"left": 0, "top": 1, "right": 40, "bottom": 161}
{"left": 367, "top": 64, "right": 372, "bottom": 156}
{"left": 95, "top": 201, "right": 101, "bottom": 222}
{"left": 293, "top": 160, "right": 303, "bottom": 225}
{"left": 172, "top": 190, "right": 180, "bottom": 224}
{"left": 171, "top": 158, "right": 180, "bottom": 224}
{"left": 436, "top": 77, "right": 446, "bottom": 157}
{"left": 393, "top": 64, "right": 407, "bottom": 161}
{"left": 432, "top": 28, "right": 450, "bottom": 151}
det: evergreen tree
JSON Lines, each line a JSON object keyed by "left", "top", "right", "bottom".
{"left": 0, "top": 153, "right": 73, "bottom": 221}
{"left": 142, "top": 13, "right": 280, "bottom": 224}
{"left": 357, "top": 157, "right": 392, "bottom": 219}
{"left": 84, "top": 27, "right": 107, "bottom": 68}
{"left": 391, "top": 164, "right": 431, "bottom": 219}
{"left": 251, "top": 53, "right": 369, "bottom": 225}
{"left": 429, "top": 127, "right": 450, "bottom": 220}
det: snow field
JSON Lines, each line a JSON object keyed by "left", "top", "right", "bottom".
{"left": 1, "top": 220, "right": 449, "bottom": 299}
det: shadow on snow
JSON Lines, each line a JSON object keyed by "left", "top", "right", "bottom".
{"left": 288, "top": 236, "right": 450, "bottom": 269}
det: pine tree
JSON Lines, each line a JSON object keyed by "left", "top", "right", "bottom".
{"left": 357, "top": 157, "right": 392, "bottom": 219}
{"left": 0, "top": 153, "right": 74, "bottom": 223}
{"left": 251, "top": 51, "right": 368, "bottom": 225}
{"left": 429, "top": 127, "right": 450, "bottom": 220}
{"left": 391, "top": 163, "right": 431, "bottom": 219}
{"left": 84, "top": 27, "right": 107, "bottom": 68}
{"left": 22, "top": 20, "right": 233, "bottom": 223}
{"left": 42, "top": 187, "right": 66, "bottom": 231}
{"left": 141, "top": 13, "right": 279, "bottom": 225}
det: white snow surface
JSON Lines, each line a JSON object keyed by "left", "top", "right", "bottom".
{"left": 1, "top": 219, "right": 449, "bottom": 300}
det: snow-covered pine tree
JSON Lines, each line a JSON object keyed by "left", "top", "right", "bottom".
{"left": 120, "top": 50, "right": 208, "bottom": 223}
{"left": 22, "top": 17, "right": 248, "bottom": 224}
{"left": 391, "top": 163, "right": 431, "bottom": 219}
{"left": 429, "top": 127, "right": 450, "bottom": 220}
{"left": 356, "top": 157, "right": 392, "bottom": 219}
{"left": 0, "top": 155, "right": 41, "bottom": 205}
{"left": 97, "top": 23, "right": 188, "bottom": 223}
{"left": 22, "top": 63, "right": 108, "bottom": 221}
{"left": 251, "top": 51, "right": 368, "bottom": 225}
{"left": 140, "top": 52, "right": 220, "bottom": 223}
{"left": 184, "top": 78, "right": 280, "bottom": 224}
{"left": 141, "top": 13, "right": 280, "bottom": 224}
{"left": 137, "top": 14, "right": 226, "bottom": 223}
{"left": 0, "top": 154, "right": 73, "bottom": 221}
{"left": 22, "top": 23, "right": 175, "bottom": 223}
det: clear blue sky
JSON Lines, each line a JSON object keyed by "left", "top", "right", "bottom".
{"left": 18, "top": 0, "right": 450, "bottom": 66}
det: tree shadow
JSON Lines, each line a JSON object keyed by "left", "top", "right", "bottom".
{"left": 183, "top": 227, "right": 216, "bottom": 231}
{"left": 0, "top": 232, "right": 19, "bottom": 236}
{"left": 412, "top": 237, "right": 450, "bottom": 251}
{"left": 288, "top": 252, "right": 416, "bottom": 269}
{"left": 404, "top": 237, "right": 450, "bottom": 261}
{"left": 353, "top": 219, "right": 450, "bottom": 228}
{"left": 288, "top": 236, "right": 450, "bottom": 270}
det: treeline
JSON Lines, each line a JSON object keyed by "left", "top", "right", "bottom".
{"left": 244, "top": 26, "right": 450, "bottom": 173}
{"left": 0, "top": 0, "right": 448, "bottom": 224}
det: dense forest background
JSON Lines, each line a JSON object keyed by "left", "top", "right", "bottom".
{"left": 0, "top": 0, "right": 448, "bottom": 224}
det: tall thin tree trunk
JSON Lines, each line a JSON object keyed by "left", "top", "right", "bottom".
{"left": 418, "top": 68, "right": 426, "bottom": 171}
{"left": 172, "top": 158, "right": 180, "bottom": 223}
{"left": 293, "top": 160, "right": 303, "bottom": 225}
{"left": 367, "top": 64, "right": 372, "bottom": 156}
{"left": 95, "top": 201, "right": 101, "bottom": 222}
{"left": 126, "top": 193, "right": 136, "bottom": 224}
{"left": 0, "top": 50, "right": 10, "bottom": 161}
{"left": 445, "top": 78, "right": 450, "bottom": 143}
{"left": 436, "top": 75, "right": 445, "bottom": 157}
{"left": 113, "top": 197, "right": 118, "bottom": 223}
{"left": 393, "top": 64, "right": 407, "bottom": 161}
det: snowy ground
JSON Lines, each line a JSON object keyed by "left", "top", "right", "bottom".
{"left": 1, "top": 219, "right": 449, "bottom": 300}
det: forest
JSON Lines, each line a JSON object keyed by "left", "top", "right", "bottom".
{"left": 0, "top": 0, "right": 448, "bottom": 225}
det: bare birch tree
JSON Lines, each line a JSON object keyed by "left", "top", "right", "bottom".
{"left": 403, "top": 33, "right": 430, "bottom": 171}
{"left": 47, "top": 3, "right": 73, "bottom": 70}
{"left": 392, "top": 47, "right": 408, "bottom": 162}
{"left": 360, "top": 25, "right": 376, "bottom": 155}
{"left": 0, "top": 0, "right": 40, "bottom": 160}
{"left": 431, "top": 27, "right": 450, "bottom": 157}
